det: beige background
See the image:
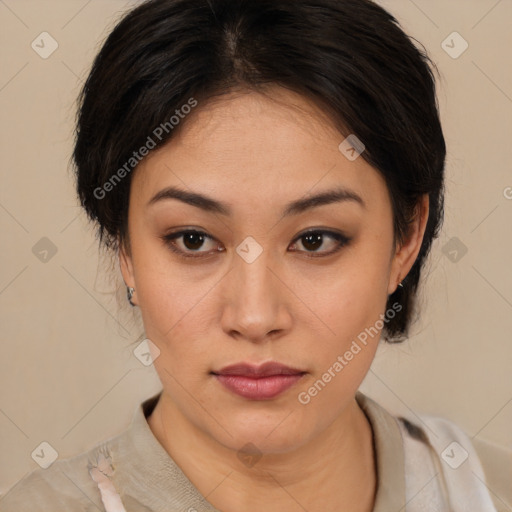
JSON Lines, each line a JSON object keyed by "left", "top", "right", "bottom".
{"left": 0, "top": 0, "right": 511, "bottom": 504}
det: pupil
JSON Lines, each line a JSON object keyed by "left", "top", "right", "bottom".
{"left": 303, "top": 233, "right": 322, "bottom": 251}
{"left": 184, "top": 233, "right": 204, "bottom": 250}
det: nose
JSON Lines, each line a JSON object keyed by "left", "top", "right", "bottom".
{"left": 220, "top": 248, "right": 293, "bottom": 343}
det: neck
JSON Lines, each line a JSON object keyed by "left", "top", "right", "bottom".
{"left": 147, "top": 393, "right": 376, "bottom": 512}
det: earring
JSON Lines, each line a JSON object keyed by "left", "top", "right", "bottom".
{"left": 127, "top": 286, "right": 136, "bottom": 307}
{"left": 388, "top": 280, "right": 404, "bottom": 298}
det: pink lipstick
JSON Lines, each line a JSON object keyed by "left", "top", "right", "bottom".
{"left": 212, "top": 362, "right": 306, "bottom": 400}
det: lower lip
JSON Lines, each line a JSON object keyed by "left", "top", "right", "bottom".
{"left": 214, "top": 373, "right": 305, "bottom": 400}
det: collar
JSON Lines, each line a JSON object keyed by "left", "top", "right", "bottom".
{"left": 355, "top": 391, "right": 406, "bottom": 511}
{"left": 105, "top": 390, "right": 406, "bottom": 511}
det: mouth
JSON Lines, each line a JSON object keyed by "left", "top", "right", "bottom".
{"left": 211, "top": 361, "right": 307, "bottom": 400}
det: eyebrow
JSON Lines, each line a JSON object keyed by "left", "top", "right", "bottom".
{"left": 147, "top": 185, "right": 365, "bottom": 216}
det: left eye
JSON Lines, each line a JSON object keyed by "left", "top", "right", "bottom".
{"left": 288, "top": 230, "right": 350, "bottom": 257}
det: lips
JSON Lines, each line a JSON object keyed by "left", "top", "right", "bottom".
{"left": 213, "top": 361, "right": 306, "bottom": 377}
{"left": 212, "top": 361, "right": 306, "bottom": 400}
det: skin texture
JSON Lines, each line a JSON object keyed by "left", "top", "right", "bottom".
{"left": 119, "top": 86, "right": 429, "bottom": 512}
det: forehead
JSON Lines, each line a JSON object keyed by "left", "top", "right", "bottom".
{"left": 131, "top": 87, "right": 388, "bottom": 212}
{"left": 171, "top": 87, "right": 343, "bottom": 156}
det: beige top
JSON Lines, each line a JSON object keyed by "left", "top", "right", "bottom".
{"left": 0, "top": 391, "right": 507, "bottom": 511}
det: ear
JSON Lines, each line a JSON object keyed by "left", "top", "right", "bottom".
{"left": 119, "top": 238, "right": 136, "bottom": 303}
{"left": 387, "top": 194, "right": 429, "bottom": 295}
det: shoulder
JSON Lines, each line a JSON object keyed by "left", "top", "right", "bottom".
{"left": 0, "top": 435, "right": 129, "bottom": 512}
{"left": 398, "top": 412, "right": 505, "bottom": 512}
{"left": 0, "top": 451, "right": 102, "bottom": 511}
{"left": 471, "top": 436, "right": 512, "bottom": 511}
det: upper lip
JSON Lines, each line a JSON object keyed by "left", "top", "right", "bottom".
{"left": 213, "top": 361, "right": 306, "bottom": 377}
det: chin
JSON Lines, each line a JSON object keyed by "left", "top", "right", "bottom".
{"left": 212, "top": 411, "right": 313, "bottom": 456}
{"left": 222, "top": 432, "right": 308, "bottom": 458}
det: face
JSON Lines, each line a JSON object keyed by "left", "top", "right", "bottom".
{"left": 120, "top": 86, "right": 427, "bottom": 455}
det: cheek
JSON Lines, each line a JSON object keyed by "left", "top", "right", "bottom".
{"left": 135, "top": 262, "right": 218, "bottom": 377}
{"left": 303, "top": 250, "right": 391, "bottom": 340}
{"left": 139, "top": 282, "right": 209, "bottom": 353}
{"left": 131, "top": 234, "right": 202, "bottom": 330}
{"left": 306, "top": 282, "right": 385, "bottom": 385}
{"left": 293, "top": 273, "right": 386, "bottom": 409}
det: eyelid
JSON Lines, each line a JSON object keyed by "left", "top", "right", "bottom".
{"left": 292, "top": 228, "right": 346, "bottom": 242}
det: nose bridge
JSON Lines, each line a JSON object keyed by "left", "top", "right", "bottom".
{"left": 238, "top": 250, "right": 273, "bottom": 299}
{"left": 235, "top": 246, "right": 277, "bottom": 310}
{"left": 236, "top": 233, "right": 276, "bottom": 289}
{"left": 221, "top": 245, "right": 289, "bottom": 340}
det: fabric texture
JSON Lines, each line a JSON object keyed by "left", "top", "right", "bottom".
{"left": 0, "top": 390, "right": 507, "bottom": 511}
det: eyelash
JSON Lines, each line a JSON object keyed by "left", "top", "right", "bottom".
{"left": 161, "top": 229, "right": 351, "bottom": 260}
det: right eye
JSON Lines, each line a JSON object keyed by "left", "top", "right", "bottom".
{"left": 161, "top": 229, "right": 225, "bottom": 259}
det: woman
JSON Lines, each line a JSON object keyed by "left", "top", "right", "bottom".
{"left": 0, "top": 0, "right": 501, "bottom": 511}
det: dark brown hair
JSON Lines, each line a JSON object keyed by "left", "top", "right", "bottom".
{"left": 73, "top": 0, "right": 446, "bottom": 342}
